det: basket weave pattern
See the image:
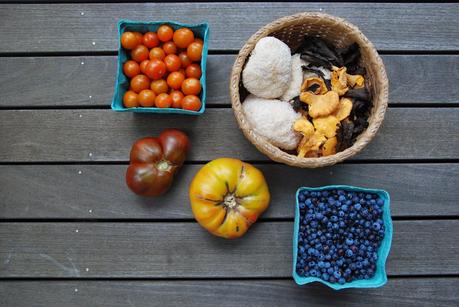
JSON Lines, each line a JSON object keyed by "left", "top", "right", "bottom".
{"left": 230, "top": 13, "right": 389, "bottom": 168}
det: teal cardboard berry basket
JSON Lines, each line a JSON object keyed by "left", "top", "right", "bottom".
{"left": 111, "top": 19, "right": 209, "bottom": 115}
{"left": 292, "top": 185, "right": 393, "bottom": 290}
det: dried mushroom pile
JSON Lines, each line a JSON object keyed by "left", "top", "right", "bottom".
{"left": 241, "top": 36, "right": 372, "bottom": 158}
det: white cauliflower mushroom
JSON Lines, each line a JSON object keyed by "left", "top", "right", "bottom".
{"left": 280, "top": 53, "right": 307, "bottom": 101}
{"left": 242, "top": 95, "right": 301, "bottom": 150}
{"left": 242, "top": 37, "right": 292, "bottom": 99}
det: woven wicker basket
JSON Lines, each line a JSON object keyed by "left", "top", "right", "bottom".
{"left": 230, "top": 12, "right": 389, "bottom": 168}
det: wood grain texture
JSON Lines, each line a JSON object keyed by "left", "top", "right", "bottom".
{"left": 0, "top": 221, "right": 458, "bottom": 277}
{"left": 0, "top": 108, "right": 457, "bottom": 162}
{"left": 0, "top": 3, "right": 458, "bottom": 52}
{"left": 0, "top": 55, "right": 457, "bottom": 107}
{"left": 1, "top": 164, "right": 458, "bottom": 219}
{"left": 1, "top": 278, "right": 458, "bottom": 307}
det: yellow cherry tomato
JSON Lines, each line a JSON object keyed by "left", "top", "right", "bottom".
{"left": 189, "top": 158, "right": 270, "bottom": 239}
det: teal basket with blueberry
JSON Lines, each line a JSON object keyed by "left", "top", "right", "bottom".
{"left": 292, "top": 185, "right": 392, "bottom": 290}
{"left": 111, "top": 19, "right": 209, "bottom": 115}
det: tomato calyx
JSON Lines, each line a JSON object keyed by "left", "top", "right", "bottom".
{"left": 223, "top": 193, "right": 238, "bottom": 209}
{"left": 156, "top": 159, "right": 173, "bottom": 172}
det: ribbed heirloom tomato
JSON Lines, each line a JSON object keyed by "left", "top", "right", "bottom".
{"left": 189, "top": 158, "right": 270, "bottom": 239}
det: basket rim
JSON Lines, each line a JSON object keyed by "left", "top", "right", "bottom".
{"left": 229, "top": 12, "right": 389, "bottom": 168}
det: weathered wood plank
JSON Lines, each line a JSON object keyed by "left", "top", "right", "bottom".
{"left": 0, "top": 55, "right": 457, "bottom": 107}
{"left": 0, "top": 3, "right": 457, "bottom": 52}
{"left": 1, "top": 164, "right": 457, "bottom": 219}
{"left": 1, "top": 278, "right": 458, "bottom": 307}
{"left": 0, "top": 221, "right": 457, "bottom": 277}
{"left": 0, "top": 108, "right": 457, "bottom": 162}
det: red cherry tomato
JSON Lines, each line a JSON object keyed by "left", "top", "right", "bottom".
{"left": 185, "top": 64, "right": 202, "bottom": 79}
{"left": 167, "top": 71, "right": 185, "bottom": 90}
{"left": 187, "top": 42, "right": 203, "bottom": 61}
{"left": 182, "top": 95, "right": 202, "bottom": 111}
{"left": 143, "top": 32, "right": 159, "bottom": 48}
{"left": 138, "top": 89, "right": 156, "bottom": 107}
{"left": 131, "top": 45, "right": 149, "bottom": 63}
{"left": 181, "top": 78, "right": 201, "bottom": 95}
{"left": 123, "top": 60, "right": 140, "bottom": 78}
{"left": 145, "top": 59, "right": 167, "bottom": 80}
{"left": 150, "top": 79, "right": 169, "bottom": 95}
{"left": 157, "top": 25, "right": 174, "bottom": 42}
{"left": 170, "top": 90, "right": 184, "bottom": 108}
{"left": 173, "top": 28, "right": 195, "bottom": 49}
{"left": 133, "top": 32, "right": 144, "bottom": 45}
{"left": 130, "top": 75, "right": 150, "bottom": 93}
{"left": 162, "top": 41, "right": 177, "bottom": 55}
{"left": 178, "top": 52, "right": 192, "bottom": 68}
{"left": 164, "top": 54, "right": 181, "bottom": 72}
{"left": 140, "top": 60, "right": 150, "bottom": 74}
{"left": 149, "top": 47, "right": 166, "bottom": 60}
{"left": 123, "top": 90, "right": 139, "bottom": 108}
{"left": 155, "top": 93, "right": 173, "bottom": 108}
{"left": 121, "top": 32, "right": 140, "bottom": 50}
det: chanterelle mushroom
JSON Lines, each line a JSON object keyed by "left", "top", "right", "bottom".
{"left": 300, "top": 91, "right": 340, "bottom": 118}
{"left": 331, "top": 66, "right": 349, "bottom": 96}
{"left": 242, "top": 37, "right": 292, "bottom": 99}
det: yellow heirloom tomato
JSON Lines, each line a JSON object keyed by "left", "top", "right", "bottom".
{"left": 189, "top": 158, "right": 270, "bottom": 239}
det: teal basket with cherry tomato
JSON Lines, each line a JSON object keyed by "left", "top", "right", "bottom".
{"left": 112, "top": 19, "right": 209, "bottom": 115}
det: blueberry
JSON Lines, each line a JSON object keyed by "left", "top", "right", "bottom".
{"left": 341, "top": 204, "right": 348, "bottom": 211}
{"left": 333, "top": 271, "right": 341, "bottom": 279}
{"left": 329, "top": 276, "right": 336, "bottom": 283}
{"left": 354, "top": 203, "right": 362, "bottom": 210}
{"left": 338, "top": 195, "right": 346, "bottom": 202}
{"left": 338, "top": 278, "right": 346, "bottom": 284}
{"left": 318, "top": 261, "right": 325, "bottom": 268}
{"left": 345, "top": 250, "right": 354, "bottom": 257}
{"left": 324, "top": 262, "right": 331, "bottom": 268}
{"left": 376, "top": 199, "right": 384, "bottom": 206}
{"left": 322, "top": 273, "right": 330, "bottom": 281}
{"left": 327, "top": 267, "right": 334, "bottom": 274}
{"left": 365, "top": 194, "right": 372, "bottom": 200}
{"left": 299, "top": 194, "right": 306, "bottom": 202}
{"left": 373, "top": 222, "right": 381, "bottom": 231}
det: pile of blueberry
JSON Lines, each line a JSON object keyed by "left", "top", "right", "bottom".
{"left": 296, "top": 189, "right": 385, "bottom": 284}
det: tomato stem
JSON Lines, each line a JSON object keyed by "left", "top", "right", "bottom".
{"left": 224, "top": 194, "right": 238, "bottom": 209}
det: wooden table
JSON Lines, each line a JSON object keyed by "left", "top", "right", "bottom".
{"left": 0, "top": 2, "right": 458, "bottom": 306}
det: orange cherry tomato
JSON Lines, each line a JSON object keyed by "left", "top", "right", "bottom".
{"left": 121, "top": 32, "right": 140, "bottom": 50}
{"left": 173, "top": 28, "right": 195, "bottom": 49}
{"left": 150, "top": 79, "right": 169, "bottom": 95}
{"left": 178, "top": 52, "right": 192, "bottom": 68}
{"left": 131, "top": 45, "right": 149, "bottom": 63}
{"left": 140, "top": 60, "right": 150, "bottom": 74}
{"left": 145, "top": 59, "right": 167, "bottom": 80}
{"left": 164, "top": 54, "right": 181, "bottom": 72}
{"left": 138, "top": 89, "right": 156, "bottom": 107}
{"left": 187, "top": 42, "right": 203, "bottom": 62}
{"left": 133, "top": 32, "right": 144, "bottom": 45}
{"left": 143, "top": 32, "right": 159, "bottom": 48}
{"left": 130, "top": 74, "right": 150, "bottom": 93}
{"left": 185, "top": 64, "right": 202, "bottom": 79}
{"left": 194, "top": 38, "right": 204, "bottom": 45}
{"left": 182, "top": 95, "right": 201, "bottom": 111}
{"left": 123, "top": 60, "right": 140, "bottom": 78}
{"left": 157, "top": 25, "right": 174, "bottom": 42}
{"left": 181, "top": 78, "right": 201, "bottom": 95}
{"left": 170, "top": 90, "right": 184, "bottom": 108}
{"left": 167, "top": 71, "right": 185, "bottom": 90}
{"left": 162, "top": 41, "right": 177, "bottom": 55}
{"left": 149, "top": 47, "right": 166, "bottom": 60}
{"left": 155, "top": 93, "right": 173, "bottom": 108}
{"left": 123, "top": 90, "right": 139, "bottom": 108}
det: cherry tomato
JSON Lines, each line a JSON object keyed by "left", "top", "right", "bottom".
{"left": 162, "top": 41, "right": 177, "bottom": 55}
{"left": 182, "top": 95, "right": 201, "bottom": 111}
{"left": 187, "top": 42, "right": 203, "bottom": 61}
{"left": 123, "top": 60, "right": 140, "bottom": 78}
{"left": 138, "top": 89, "right": 156, "bottom": 107}
{"left": 150, "top": 79, "right": 169, "bottom": 94}
{"left": 143, "top": 32, "right": 159, "bottom": 48}
{"left": 178, "top": 52, "right": 192, "bottom": 68}
{"left": 149, "top": 47, "right": 166, "bottom": 60}
{"left": 123, "top": 90, "right": 139, "bottom": 108}
{"left": 157, "top": 25, "right": 174, "bottom": 42}
{"left": 181, "top": 78, "right": 201, "bottom": 95}
{"left": 178, "top": 68, "right": 186, "bottom": 76}
{"left": 185, "top": 64, "right": 202, "bottom": 79}
{"left": 145, "top": 59, "right": 167, "bottom": 80}
{"left": 170, "top": 90, "right": 184, "bottom": 108}
{"left": 173, "top": 28, "right": 195, "bottom": 49}
{"left": 164, "top": 54, "right": 181, "bottom": 72}
{"left": 140, "top": 60, "right": 150, "bottom": 74}
{"left": 121, "top": 32, "right": 139, "bottom": 50}
{"left": 167, "top": 71, "right": 185, "bottom": 90}
{"left": 133, "top": 32, "right": 144, "bottom": 45}
{"left": 194, "top": 38, "right": 204, "bottom": 45}
{"left": 130, "top": 74, "right": 150, "bottom": 93}
{"left": 131, "top": 45, "right": 149, "bottom": 63}
{"left": 155, "top": 93, "right": 173, "bottom": 108}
